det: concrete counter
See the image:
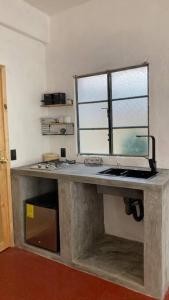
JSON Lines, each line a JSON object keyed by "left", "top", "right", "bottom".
{"left": 12, "top": 163, "right": 169, "bottom": 191}
{"left": 11, "top": 164, "right": 169, "bottom": 299}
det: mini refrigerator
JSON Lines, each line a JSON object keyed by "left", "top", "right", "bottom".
{"left": 25, "top": 193, "right": 60, "bottom": 253}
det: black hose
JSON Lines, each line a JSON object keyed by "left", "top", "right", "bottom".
{"left": 132, "top": 199, "right": 144, "bottom": 222}
{"left": 124, "top": 198, "right": 144, "bottom": 222}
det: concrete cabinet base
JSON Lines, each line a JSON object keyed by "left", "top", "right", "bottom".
{"left": 12, "top": 170, "right": 169, "bottom": 300}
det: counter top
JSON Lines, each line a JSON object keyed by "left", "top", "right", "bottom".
{"left": 11, "top": 163, "right": 169, "bottom": 191}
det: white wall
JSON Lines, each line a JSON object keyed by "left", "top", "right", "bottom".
{"left": 0, "top": 0, "right": 50, "bottom": 167}
{"left": 1, "top": 26, "right": 49, "bottom": 167}
{"left": 0, "top": 0, "right": 49, "bottom": 43}
{"left": 46, "top": 0, "right": 169, "bottom": 170}
{"left": 46, "top": 0, "right": 169, "bottom": 241}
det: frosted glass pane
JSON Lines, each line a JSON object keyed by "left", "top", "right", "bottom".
{"left": 79, "top": 102, "right": 108, "bottom": 128}
{"left": 80, "top": 130, "right": 109, "bottom": 154}
{"left": 113, "top": 128, "right": 148, "bottom": 156}
{"left": 111, "top": 67, "right": 148, "bottom": 99}
{"left": 78, "top": 74, "right": 108, "bottom": 102}
{"left": 112, "top": 98, "right": 148, "bottom": 127}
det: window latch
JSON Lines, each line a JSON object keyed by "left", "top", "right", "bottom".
{"left": 101, "top": 108, "right": 110, "bottom": 118}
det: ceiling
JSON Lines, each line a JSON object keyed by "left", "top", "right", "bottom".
{"left": 24, "top": 0, "right": 91, "bottom": 16}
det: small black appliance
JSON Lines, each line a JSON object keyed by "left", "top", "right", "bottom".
{"left": 53, "top": 93, "right": 66, "bottom": 104}
{"left": 43, "top": 94, "right": 53, "bottom": 105}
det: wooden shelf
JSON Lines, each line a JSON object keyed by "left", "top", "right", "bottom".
{"left": 41, "top": 120, "right": 74, "bottom": 136}
{"left": 41, "top": 104, "right": 73, "bottom": 108}
{"left": 42, "top": 134, "right": 74, "bottom": 136}
{"left": 41, "top": 122, "right": 74, "bottom": 125}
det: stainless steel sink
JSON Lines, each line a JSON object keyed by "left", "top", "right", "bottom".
{"left": 99, "top": 168, "right": 158, "bottom": 179}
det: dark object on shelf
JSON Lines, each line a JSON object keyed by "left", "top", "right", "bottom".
{"left": 42, "top": 93, "right": 66, "bottom": 105}
{"left": 53, "top": 93, "right": 66, "bottom": 104}
{"left": 60, "top": 128, "right": 67, "bottom": 135}
{"left": 61, "top": 148, "right": 66, "bottom": 158}
{"left": 43, "top": 94, "right": 53, "bottom": 105}
{"left": 25, "top": 192, "right": 60, "bottom": 253}
{"left": 124, "top": 198, "right": 144, "bottom": 222}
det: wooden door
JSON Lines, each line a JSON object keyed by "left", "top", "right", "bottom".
{"left": 0, "top": 65, "right": 13, "bottom": 251}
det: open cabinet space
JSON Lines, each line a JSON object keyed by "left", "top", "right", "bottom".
{"left": 76, "top": 235, "right": 144, "bottom": 289}
{"left": 71, "top": 182, "right": 144, "bottom": 292}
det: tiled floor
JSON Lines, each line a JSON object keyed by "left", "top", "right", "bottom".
{"left": 0, "top": 248, "right": 156, "bottom": 300}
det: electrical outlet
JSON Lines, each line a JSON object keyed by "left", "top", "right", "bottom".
{"left": 10, "top": 149, "right": 17, "bottom": 161}
{"left": 61, "top": 148, "right": 66, "bottom": 158}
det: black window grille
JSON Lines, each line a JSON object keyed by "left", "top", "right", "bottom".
{"left": 75, "top": 64, "right": 149, "bottom": 157}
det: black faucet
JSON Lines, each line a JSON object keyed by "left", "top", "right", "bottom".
{"left": 136, "top": 135, "right": 157, "bottom": 173}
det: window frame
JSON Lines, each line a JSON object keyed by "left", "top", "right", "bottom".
{"left": 75, "top": 63, "right": 149, "bottom": 157}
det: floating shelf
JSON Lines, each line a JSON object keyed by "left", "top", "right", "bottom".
{"left": 42, "top": 133, "right": 74, "bottom": 136}
{"left": 41, "top": 104, "right": 73, "bottom": 108}
{"left": 41, "top": 118, "right": 74, "bottom": 136}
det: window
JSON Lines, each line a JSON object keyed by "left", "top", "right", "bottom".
{"left": 76, "top": 65, "right": 149, "bottom": 157}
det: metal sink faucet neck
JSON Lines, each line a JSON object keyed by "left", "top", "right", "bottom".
{"left": 136, "top": 135, "right": 157, "bottom": 173}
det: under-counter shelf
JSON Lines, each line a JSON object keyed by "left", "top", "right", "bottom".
{"left": 75, "top": 234, "right": 144, "bottom": 289}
